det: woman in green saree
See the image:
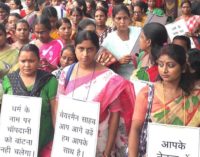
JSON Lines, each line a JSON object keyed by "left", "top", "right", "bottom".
{"left": 0, "top": 23, "right": 18, "bottom": 78}
{"left": 2, "top": 44, "right": 58, "bottom": 157}
{"left": 128, "top": 44, "right": 199, "bottom": 157}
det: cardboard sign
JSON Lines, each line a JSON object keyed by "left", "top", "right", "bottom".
{"left": 0, "top": 94, "right": 42, "bottom": 157}
{"left": 51, "top": 95, "right": 100, "bottom": 157}
{"left": 165, "top": 19, "right": 196, "bottom": 48}
{"left": 147, "top": 123, "right": 200, "bottom": 157}
{"left": 130, "top": 80, "right": 152, "bottom": 95}
{"left": 145, "top": 13, "right": 168, "bottom": 25}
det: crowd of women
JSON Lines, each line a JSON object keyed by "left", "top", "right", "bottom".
{"left": 0, "top": 0, "right": 199, "bottom": 156}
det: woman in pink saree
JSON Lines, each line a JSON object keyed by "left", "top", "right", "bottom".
{"left": 56, "top": 31, "right": 135, "bottom": 157}
{"left": 33, "top": 16, "right": 63, "bottom": 72}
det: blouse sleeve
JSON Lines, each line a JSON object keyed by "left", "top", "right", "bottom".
{"left": 132, "top": 86, "right": 149, "bottom": 122}
{"left": 2, "top": 75, "right": 13, "bottom": 94}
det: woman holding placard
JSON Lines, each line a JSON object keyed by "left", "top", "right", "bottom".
{"left": 100, "top": 4, "right": 141, "bottom": 79}
{"left": 2, "top": 44, "right": 58, "bottom": 156}
{"left": 128, "top": 44, "right": 200, "bottom": 157}
{"left": 176, "top": 0, "right": 200, "bottom": 49}
{"left": 56, "top": 30, "right": 135, "bottom": 157}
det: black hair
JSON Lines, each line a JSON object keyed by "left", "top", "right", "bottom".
{"left": 158, "top": 44, "right": 193, "bottom": 95}
{"left": 16, "top": 19, "right": 30, "bottom": 29}
{"left": 71, "top": 7, "right": 83, "bottom": 17}
{"left": 95, "top": 7, "right": 108, "bottom": 17}
{"left": 34, "top": 16, "right": 51, "bottom": 31}
{"left": 112, "top": 4, "right": 130, "bottom": 18}
{"left": 97, "top": 1, "right": 109, "bottom": 11}
{"left": 188, "top": 48, "right": 200, "bottom": 80}
{"left": 181, "top": 0, "right": 192, "bottom": 8}
{"left": 85, "top": 0, "right": 96, "bottom": 18}
{"left": 9, "top": 13, "right": 22, "bottom": 19}
{"left": 19, "top": 44, "right": 40, "bottom": 60}
{"left": 142, "top": 22, "right": 168, "bottom": 64}
{"left": 42, "top": 6, "right": 58, "bottom": 18}
{"left": 112, "top": 0, "right": 124, "bottom": 5}
{"left": 37, "top": 0, "right": 45, "bottom": 5}
{"left": 74, "top": 0, "right": 87, "bottom": 16}
{"left": 133, "top": 1, "right": 148, "bottom": 13}
{"left": 75, "top": 30, "right": 99, "bottom": 50}
{"left": 56, "top": 17, "right": 72, "bottom": 29}
{"left": 77, "top": 19, "right": 96, "bottom": 32}
{"left": 61, "top": 44, "right": 77, "bottom": 62}
{"left": 0, "top": 23, "right": 7, "bottom": 35}
{"left": 11, "top": 0, "right": 23, "bottom": 10}
{"left": 0, "top": 2, "right": 10, "bottom": 14}
{"left": 173, "top": 35, "right": 191, "bottom": 50}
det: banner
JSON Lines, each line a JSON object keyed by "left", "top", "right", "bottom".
{"left": 51, "top": 95, "right": 100, "bottom": 157}
{"left": 0, "top": 94, "right": 42, "bottom": 157}
{"left": 147, "top": 123, "right": 200, "bottom": 157}
{"left": 165, "top": 19, "right": 196, "bottom": 48}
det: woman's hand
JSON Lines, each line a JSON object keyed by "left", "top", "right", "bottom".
{"left": 128, "top": 120, "right": 144, "bottom": 157}
{"left": 96, "top": 48, "right": 117, "bottom": 66}
{"left": 103, "top": 112, "right": 120, "bottom": 157}
{"left": 39, "top": 58, "right": 57, "bottom": 71}
{"left": 119, "top": 55, "right": 132, "bottom": 64}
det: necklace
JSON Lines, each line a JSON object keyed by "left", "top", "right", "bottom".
{"left": 162, "top": 82, "right": 186, "bottom": 125}
{"left": 72, "top": 63, "right": 96, "bottom": 101}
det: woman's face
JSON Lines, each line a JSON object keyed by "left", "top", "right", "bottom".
{"left": 60, "top": 49, "right": 76, "bottom": 68}
{"left": 157, "top": 54, "right": 182, "bottom": 83}
{"left": 0, "top": 8, "right": 8, "bottom": 23}
{"left": 58, "top": 23, "right": 72, "bottom": 40}
{"left": 49, "top": 17, "right": 58, "bottom": 29}
{"left": 34, "top": 24, "right": 50, "bottom": 43}
{"left": 95, "top": 10, "right": 107, "bottom": 26}
{"left": 113, "top": 11, "right": 130, "bottom": 31}
{"left": 7, "top": 16, "right": 19, "bottom": 31}
{"left": 181, "top": 2, "right": 191, "bottom": 15}
{"left": 15, "top": 23, "right": 29, "bottom": 41}
{"left": 71, "top": 11, "right": 82, "bottom": 25}
{"left": 86, "top": 1, "right": 92, "bottom": 13}
{"left": 148, "top": 0, "right": 156, "bottom": 8}
{"left": 75, "top": 40, "right": 97, "bottom": 67}
{"left": 18, "top": 50, "right": 39, "bottom": 76}
{"left": 25, "top": 0, "right": 34, "bottom": 8}
{"left": 139, "top": 31, "right": 151, "bottom": 51}
{"left": 133, "top": 6, "right": 142, "bottom": 21}
{"left": 9, "top": 0, "right": 18, "bottom": 10}
{"left": 0, "top": 30, "right": 7, "bottom": 48}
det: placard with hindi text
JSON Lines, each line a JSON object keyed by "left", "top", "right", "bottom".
{"left": 51, "top": 95, "right": 100, "bottom": 157}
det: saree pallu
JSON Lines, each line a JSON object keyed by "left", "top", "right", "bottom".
{"left": 151, "top": 87, "right": 200, "bottom": 126}
{"left": 0, "top": 47, "right": 18, "bottom": 78}
{"left": 57, "top": 67, "right": 135, "bottom": 156}
{"left": 186, "top": 15, "right": 200, "bottom": 49}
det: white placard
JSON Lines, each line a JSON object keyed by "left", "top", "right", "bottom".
{"left": 147, "top": 123, "right": 200, "bottom": 157}
{"left": 0, "top": 94, "right": 42, "bottom": 157}
{"left": 165, "top": 19, "right": 196, "bottom": 48}
{"left": 51, "top": 95, "right": 100, "bottom": 157}
{"left": 130, "top": 80, "right": 152, "bottom": 96}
